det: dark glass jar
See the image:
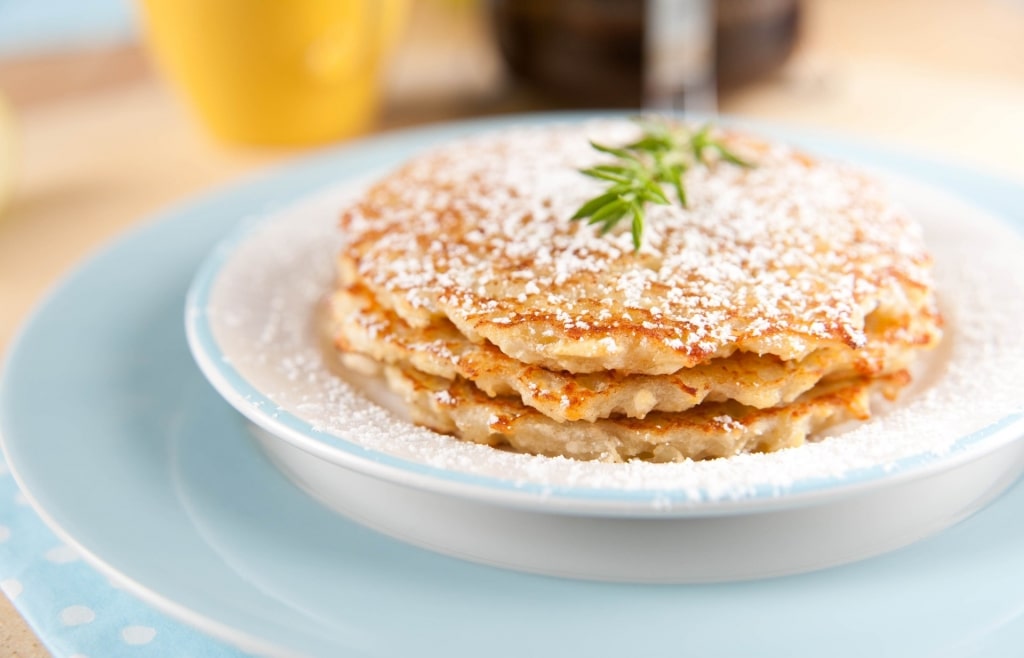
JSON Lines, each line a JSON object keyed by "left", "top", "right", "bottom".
{"left": 489, "top": 0, "right": 801, "bottom": 107}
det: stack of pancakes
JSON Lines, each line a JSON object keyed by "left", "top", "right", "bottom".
{"left": 328, "top": 122, "right": 941, "bottom": 462}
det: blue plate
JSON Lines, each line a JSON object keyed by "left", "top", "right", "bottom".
{"left": 3, "top": 115, "right": 1024, "bottom": 657}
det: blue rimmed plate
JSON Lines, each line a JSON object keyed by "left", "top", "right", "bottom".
{"left": 2, "top": 115, "right": 1024, "bottom": 652}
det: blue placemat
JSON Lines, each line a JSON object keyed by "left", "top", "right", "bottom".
{"left": 0, "top": 452, "right": 252, "bottom": 658}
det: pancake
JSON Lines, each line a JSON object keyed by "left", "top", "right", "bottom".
{"left": 327, "top": 283, "right": 921, "bottom": 422}
{"left": 330, "top": 119, "right": 942, "bottom": 462}
{"left": 337, "top": 122, "right": 941, "bottom": 376}
{"left": 378, "top": 363, "right": 908, "bottom": 463}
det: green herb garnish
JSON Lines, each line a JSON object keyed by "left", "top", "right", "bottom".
{"left": 571, "top": 119, "right": 752, "bottom": 250}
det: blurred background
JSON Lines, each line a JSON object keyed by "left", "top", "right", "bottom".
{"left": 0, "top": 0, "right": 1023, "bottom": 654}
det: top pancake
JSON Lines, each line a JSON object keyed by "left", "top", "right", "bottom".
{"left": 338, "top": 121, "right": 939, "bottom": 376}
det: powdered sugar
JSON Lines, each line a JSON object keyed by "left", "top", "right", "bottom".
{"left": 199, "top": 132, "right": 1024, "bottom": 505}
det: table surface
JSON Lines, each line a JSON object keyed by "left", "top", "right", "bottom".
{"left": 1, "top": 0, "right": 1023, "bottom": 655}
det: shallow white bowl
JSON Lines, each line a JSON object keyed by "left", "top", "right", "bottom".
{"left": 185, "top": 119, "right": 1024, "bottom": 582}
{"left": 251, "top": 423, "right": 1024, "bottom": 582}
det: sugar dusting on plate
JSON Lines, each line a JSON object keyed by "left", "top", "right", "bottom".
{"left": 201, "top": 142, "right": 1024, "bottom": 504}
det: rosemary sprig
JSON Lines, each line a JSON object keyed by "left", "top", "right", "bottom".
{"left": 571, "top": 119, "right": 752, "bottom": 250}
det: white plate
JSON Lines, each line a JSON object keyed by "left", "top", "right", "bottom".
{"left": 184, "top": 116, "right": 1024, "bottom": 581}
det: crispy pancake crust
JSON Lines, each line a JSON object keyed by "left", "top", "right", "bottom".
{"left": 328, "top": 285, "right": 923, "bottom": 422}
{"left": 379, "top": 364, "right": 909, "bottom": 463}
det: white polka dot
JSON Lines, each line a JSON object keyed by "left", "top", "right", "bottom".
{"left": 121, "top": 625, "right": 156, "bottom": 645}
{"left": 14, "top": 491, "right": 29, "bottom": 506}
{"left": 0, "top": 526, "right": 10, "bottom": 543}
{"left": 60, "top": 605, "right": 95, "bottom": 626}
{"left": 44, "top": 545, "right": 80, "bottom": 564}
{"left": 1, "top": 579, "right": 23, "bottom": 599}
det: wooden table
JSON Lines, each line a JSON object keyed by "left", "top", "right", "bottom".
{"left": 1, "top": 0, "right": 1022, "bottom": 654}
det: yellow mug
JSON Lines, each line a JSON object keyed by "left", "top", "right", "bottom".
{"left": 138, "top": 0, "right": 408, "bottom": 146}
